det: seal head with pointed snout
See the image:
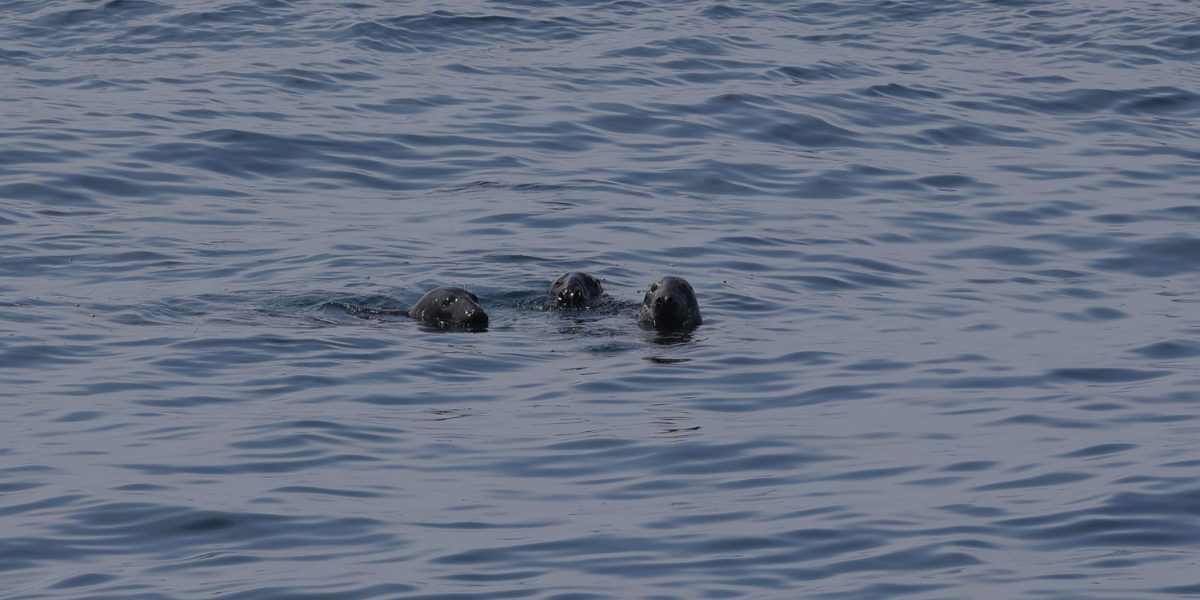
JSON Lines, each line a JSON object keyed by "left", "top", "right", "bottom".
{"left": 637, "top": 276, "right": 701, "bottom": 331}
{"left": 549, "top": 271, "right": 604, "bottom": 307}
{"left": 408, "top": 286, "right": 488, "bottom": 328}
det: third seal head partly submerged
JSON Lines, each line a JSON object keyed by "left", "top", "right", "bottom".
{"left": 409, "top": 286, "right": 488, "bottom": 328}
{"left": 637, "top": 276, "right": 701, "bottom": 331}
{"left": 549, "top": 271, "right": 604, "bottom": 307}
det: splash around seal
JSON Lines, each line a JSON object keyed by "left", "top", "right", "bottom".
{"left": 408, "top": 286, "right": 488, "bottom": 329}
{"left": 637, "top": 276, "right": 701, "bottom": 331}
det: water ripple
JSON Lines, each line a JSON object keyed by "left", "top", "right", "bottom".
{"left": 2, "top": 0, "right": 1199, "bottom": 598}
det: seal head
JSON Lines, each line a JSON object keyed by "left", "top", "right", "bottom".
{"left": 549, "top": 272, "right": 604, "bottom": 307}
{"left": 409, "top": 286, "right": 488, "bottom": 328}
{"left": 637, "top": 276, "right": 701, "bottom": 331}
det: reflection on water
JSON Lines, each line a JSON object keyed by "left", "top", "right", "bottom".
{"left": 645, "top": 330, "right": 699, "bottom": 348}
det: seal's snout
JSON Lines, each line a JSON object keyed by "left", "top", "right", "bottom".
{"left": 550, "top": 272, "right": 604, "bottom": 307}
{"left": 637, "top": 276, "right": 702, "bottom": 332}
{"left": 409, "top": 286, "right": 488, "bottom": 329}
{"left": 462, "top": 307, "right": 488, "bottom": 326}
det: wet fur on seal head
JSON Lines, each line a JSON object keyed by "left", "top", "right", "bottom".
{"left": 549, "top": 272, "right": 604, "bottom": 307}
{"left": 409, "top": 286, "right": 488, "bottom": 328}
{"left": 637, "top": 276, "right": 701, "bottom": 331}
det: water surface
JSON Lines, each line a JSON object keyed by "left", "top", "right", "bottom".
{"left": 2, "top": 1, "right": 1200, "bottom": 598}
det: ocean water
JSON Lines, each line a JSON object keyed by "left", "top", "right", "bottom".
{"left": 2, "top": 0, "right": 1200, "bottom": 598}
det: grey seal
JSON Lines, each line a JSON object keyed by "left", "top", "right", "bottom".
{"left": 637, "top": 276, "right": 701, "bottom": 331}
{"left": 549, "top": 271, "right": 604, "bottom": 307}
{"left": 408, "top": 286, "right": 488, "bottom": 328}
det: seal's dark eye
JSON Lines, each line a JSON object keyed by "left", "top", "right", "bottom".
{"left": 443, "top": 296, "right": 455, "bottom": 306}
{"left": 650, "top": 283, "right": 659, "bottom": 292}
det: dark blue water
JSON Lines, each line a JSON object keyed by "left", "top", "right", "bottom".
{"left": 3, "top": 1, "right": 1200, "bottom": 598}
